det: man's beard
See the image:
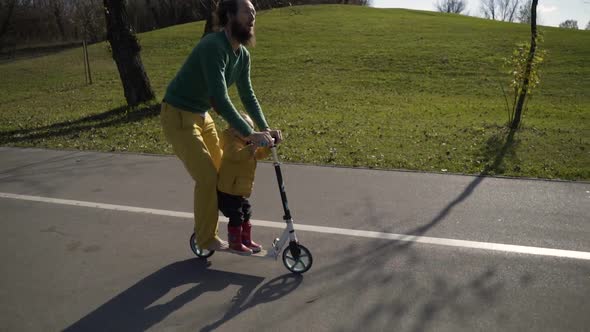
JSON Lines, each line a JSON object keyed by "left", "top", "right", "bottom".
{"left": 230, "top": 20, "right": 256, "bottom": 47}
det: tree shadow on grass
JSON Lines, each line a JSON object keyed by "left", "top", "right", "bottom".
{"left": 0, "top": 41, "right": 82, "bottom": 64}
{"left": 0, "top": 103, "right": 161, "bottom": 145}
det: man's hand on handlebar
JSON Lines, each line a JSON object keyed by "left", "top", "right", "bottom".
{"left": 263, "top": 129, "right": 283, "bottom": 145}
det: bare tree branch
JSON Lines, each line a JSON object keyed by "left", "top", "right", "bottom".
{"left": 481, "top": 0, "right": 521, "bottom": 22}
{"left": 434, "top": 0, "right": 467, "bottom": 14}
{"left": 559, "top": 19, "right": 578, "bottom": 29}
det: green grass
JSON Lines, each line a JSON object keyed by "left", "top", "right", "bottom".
{"left": 1, "top": 5, "right": 588, "bottom": 180}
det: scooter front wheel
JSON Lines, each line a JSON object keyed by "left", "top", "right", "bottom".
{"left": 282, "top": 243, "right": 313, "bottom": 274}
{"left": 190, "top": 233, "right": 215, "bottom": 258}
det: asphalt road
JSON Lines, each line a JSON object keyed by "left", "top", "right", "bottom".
{"left": 0, "top": 147, "right": 588, "bottom": 332}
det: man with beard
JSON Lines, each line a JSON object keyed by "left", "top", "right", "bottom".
{"left": 160, "top": 0, "right": 282, "bottom": 251}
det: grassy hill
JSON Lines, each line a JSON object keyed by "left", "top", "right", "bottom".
{"left": 0, "top": 5, "right": 588, "bottom": 180}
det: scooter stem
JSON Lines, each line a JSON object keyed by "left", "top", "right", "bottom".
{"left": 271, "top": 145, "right": 280, "bottom": 165}
{"left": 270, "top": 146, "right": 292, "bottom": 221}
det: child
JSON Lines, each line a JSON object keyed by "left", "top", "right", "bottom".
{"left": 218, "top": 114, "right": 271, "bottom": 255}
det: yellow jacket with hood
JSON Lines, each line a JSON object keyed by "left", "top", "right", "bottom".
{"left": 217, "top": 129, "right": 270, "bottom": 197}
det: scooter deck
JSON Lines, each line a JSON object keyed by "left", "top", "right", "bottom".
{"left": 216, "top": 248, "right": 276, "bottom": 258}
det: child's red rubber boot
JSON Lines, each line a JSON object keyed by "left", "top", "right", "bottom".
{"left": 241, "top": 221, "right": 262, "bottom": 253}
{"left": 228, "top": 225, "right": 253, "bottom": 255}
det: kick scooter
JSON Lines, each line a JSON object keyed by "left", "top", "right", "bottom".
{"left": 189, "top": 143, "right": 313, "bottom": 274}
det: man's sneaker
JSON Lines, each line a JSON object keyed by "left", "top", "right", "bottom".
{"left": 206, "top": 236, "right": 229, "bottom": 251}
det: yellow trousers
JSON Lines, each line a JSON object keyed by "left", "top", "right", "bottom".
{"left": 160, "top": 102, "right": 222, "bottom": 248}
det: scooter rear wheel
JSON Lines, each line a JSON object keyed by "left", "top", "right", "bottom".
{"left": 282, "top": 243, "right": 313, "bottom": 274}
{"left": 190, "top": 233, "right": 215, "bottom": 258}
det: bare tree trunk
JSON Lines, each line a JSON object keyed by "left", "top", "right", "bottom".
{"left": 146, "top": 0, "right": 162, "bottom": 28}
{"left": 0, "top": 0, "right": 16, "bottom": 40}
{"left": 104, "top": 0, "right": 155, "bottom": 107}
{"left": 506, "top": 0, "right": 520, "bottom": 22}
{"left": 511, "top": 0, "right": 537, "bottom": 130}
{"left": 201, "top": 0, "right": 215, "bottom": 37}
{"left": 51, "top": 0, "right": 66, "bottom": 40}
{"left": 481, "top": 0, "right": 497, "bottom": 20}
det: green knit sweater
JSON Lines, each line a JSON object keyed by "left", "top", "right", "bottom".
{"left": 164, "top": 31, "right": 268, "bottom": 136}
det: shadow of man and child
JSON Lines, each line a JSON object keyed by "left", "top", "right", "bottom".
{"left": 63, "top": 258, "right": 303, "bottom": 332}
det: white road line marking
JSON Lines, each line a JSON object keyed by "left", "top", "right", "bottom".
{"left": 1, "top": 192, "right": 589, "bottom": 261}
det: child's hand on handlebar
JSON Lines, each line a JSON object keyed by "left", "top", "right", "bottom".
{"left": 246, "top": 131, "right": 274, "bottom": 147}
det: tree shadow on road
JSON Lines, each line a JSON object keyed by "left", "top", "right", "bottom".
{"left": 63, "top": 258, "right": 302, "bottom": 332}
{"left": 305, "top": 227, "right": 534, "bottom": 331}
{"left": 0, "top": 103, "right": 160, "bottom": 145}
{"left": 403, "top": 128, "right": 519, "bottom": 239}
{"left": 304, "top": 128, "right": 526, "bottom": 330}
